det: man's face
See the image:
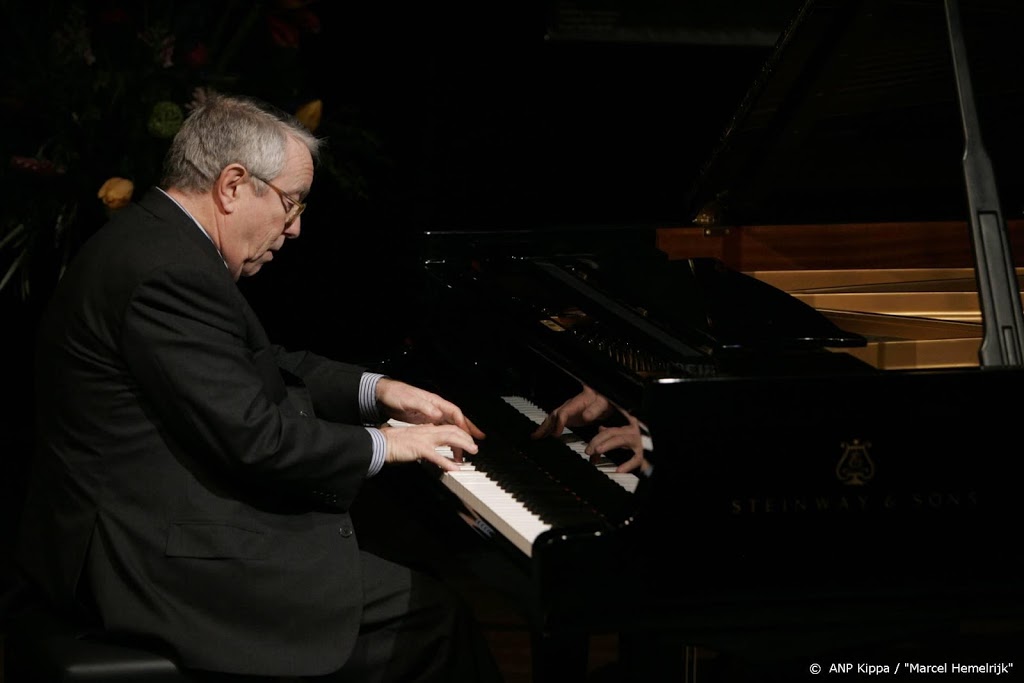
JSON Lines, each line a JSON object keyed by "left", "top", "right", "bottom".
{"left": 225, "top": 136, "right": 313, "bottom": 279}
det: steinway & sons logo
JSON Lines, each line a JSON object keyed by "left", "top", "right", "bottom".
{"left": 729, "top": 438, "right": 979, "bottom": 514}
{"left": 836, "top": 438, "right": 874, "bottom": 485}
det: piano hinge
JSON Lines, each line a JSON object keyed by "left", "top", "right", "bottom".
{"left": 700, "top": 225, "right": 732, "bottom": 238}
{"left": 692, "top": 193, "right": 731, "bottom": 237}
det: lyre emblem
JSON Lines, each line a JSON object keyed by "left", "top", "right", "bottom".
{"left": 836, "top": 439, "right": 875, "bottom": 485}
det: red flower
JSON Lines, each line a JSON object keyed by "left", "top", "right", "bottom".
{"left": 267, "top": 15, "right": 300, "bottom": 48}
{"left": 9, "top": 156, "right": 65, "bottom": 176}
{"left": 184, "top": 42, "right": 209, "bottom": 69}
{"left": 97, "top": 7, "right": 130, "bottom": 25}
{"left": 267, "top": 3, "right": 320, "bottom": 48}
{"left": 293, "top": 9, "right": 320, "bottom": 34}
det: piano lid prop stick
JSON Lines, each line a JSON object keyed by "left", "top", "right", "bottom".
{"left": 944, "top": 0, "right": 1024, "bottom": 367}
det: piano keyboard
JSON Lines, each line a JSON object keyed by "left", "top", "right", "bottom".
{"left": 389, "top": 395, "right": 638, "bottom": 557}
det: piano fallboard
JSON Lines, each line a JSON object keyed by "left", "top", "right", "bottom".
{"left": 642, "top": 366, "right": 1024, "bottom": 590}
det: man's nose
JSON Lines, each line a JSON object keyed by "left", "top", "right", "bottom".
{"left": 284, "top": 217, "right": 301, "bottom": 238}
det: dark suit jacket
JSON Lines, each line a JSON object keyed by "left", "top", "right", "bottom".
{"left": 17, "top": 189, "right": 378, "bottom": 676}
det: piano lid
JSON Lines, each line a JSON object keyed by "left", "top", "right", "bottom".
{"left": 682, "top": 0, "right": 1024, "bottom": 226}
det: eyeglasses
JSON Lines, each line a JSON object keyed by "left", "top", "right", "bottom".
{"left": 253, "top": 174, "right": 306, "bottom": 227}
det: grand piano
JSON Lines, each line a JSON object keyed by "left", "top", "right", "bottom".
{"left": 386, "top": 0, "right": 1024, "bottom": 679}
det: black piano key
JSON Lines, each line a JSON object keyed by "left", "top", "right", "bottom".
{"left": 463, "top": 392, "right": 638, "bottom": 528}
{"left": 472, "top": 438, "right": 602, "bottom": 528}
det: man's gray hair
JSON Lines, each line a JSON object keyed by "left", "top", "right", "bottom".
{"left": 161, "top": 93, "right": 322, "bottom": 195}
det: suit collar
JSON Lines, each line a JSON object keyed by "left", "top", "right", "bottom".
{"left": 137, "top": 187, "right": 228, "bottom": 271}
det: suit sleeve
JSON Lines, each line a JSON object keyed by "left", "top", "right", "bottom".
{"left": 271, "top": 346, "right": 368, "bottom": 424}
{"left": 120, "top": 262, "right": 370, "bottom": 508}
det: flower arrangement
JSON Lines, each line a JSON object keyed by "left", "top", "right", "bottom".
{"left": 0, "top": 0, "right": 377, "bottom": 300}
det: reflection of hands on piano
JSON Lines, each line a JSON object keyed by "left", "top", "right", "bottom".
{"left": 531, "top": 384, "right": 651, "bottom": 475}
{"left": 529, "top": 384, "right": 615, "bottom": 439}
{"left": 587, "top": 415, "right": 649, "bottom": 475}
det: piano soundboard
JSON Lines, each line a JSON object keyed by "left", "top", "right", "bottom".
{"left": 388, "top": 395, "right": 638, "bottom": 557}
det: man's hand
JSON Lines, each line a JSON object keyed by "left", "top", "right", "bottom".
{"left": 376, "top": 378, "right": 485, "bottom": 438}
{"left": 375, "top": 378, "right": 485, "bottom": 469}
{"left": 379, "top": 423, "right": 477, "bottom": 472}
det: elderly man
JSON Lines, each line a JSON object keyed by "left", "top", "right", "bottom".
{"left": 15, "top": 93, "right": 502, "bottom": 682}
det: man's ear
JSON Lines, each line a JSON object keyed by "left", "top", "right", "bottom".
{"left": 214, "top": 164, "right": 248, "bottom": 215}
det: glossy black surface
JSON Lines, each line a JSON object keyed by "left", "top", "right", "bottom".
{"left": 408, "top": 232, "right": 1024, "bottom": 670}
{"left": 397, "top": 1, "right": 1024, "bottom": 673}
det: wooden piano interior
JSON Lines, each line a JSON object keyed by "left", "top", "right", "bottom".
{"left": 657, "top": 219, "right": 1024, "bottom": 369}
{"left": 650, "top": 218, "right": 1024, "bottom": 673}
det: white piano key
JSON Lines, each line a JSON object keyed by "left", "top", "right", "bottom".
{"left": 388, "top": 398, "right": 638, "bottom": 557}
{"left": 442, "top": 471, "right": 547, "bottom": 557}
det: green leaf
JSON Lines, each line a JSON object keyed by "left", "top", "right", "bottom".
{"left": 0, "top": 249, "right": 27, "bottom": 294}
{"left": 0, "top": 223, "right": 27, "bottom": 252}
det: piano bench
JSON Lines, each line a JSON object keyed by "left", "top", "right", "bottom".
{"left": 4, "top": 608, "right": 189, "bottom": 682}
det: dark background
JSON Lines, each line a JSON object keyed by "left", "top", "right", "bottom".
{"left": 224, "top": 1, "right": 793, "bottom": 356}
{"left": 8, "top": 2, "right": 1024, "bottom": 667}
{"left": 236, "top": 0, "right": 1024, "bottom": 360}
{"left": 9, "top": 0, "right": 1022, "bottom": 604}
{"left": 0, "top": 0, "right": 792, "bottom": 596}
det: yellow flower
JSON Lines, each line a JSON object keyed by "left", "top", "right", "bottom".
{"left": 295, "top": 99, "right": 322, "bottom": 133}
{"left": 97, "top": 177, "right": 134, "bottom": 210}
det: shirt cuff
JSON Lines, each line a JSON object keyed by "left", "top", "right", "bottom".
{"left": 359, "top": 372, "right": 386, "bottom": 425}
{"left": 365, "top": 427, "right": 386, "bottom": 477}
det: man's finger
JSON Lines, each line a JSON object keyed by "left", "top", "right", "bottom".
{"left": 424, "top": 451, "right": 462, "bottom": 472}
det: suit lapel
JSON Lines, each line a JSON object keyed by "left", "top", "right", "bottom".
{"left": 136, "top": 188, "right": 288, "bottom": 404}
